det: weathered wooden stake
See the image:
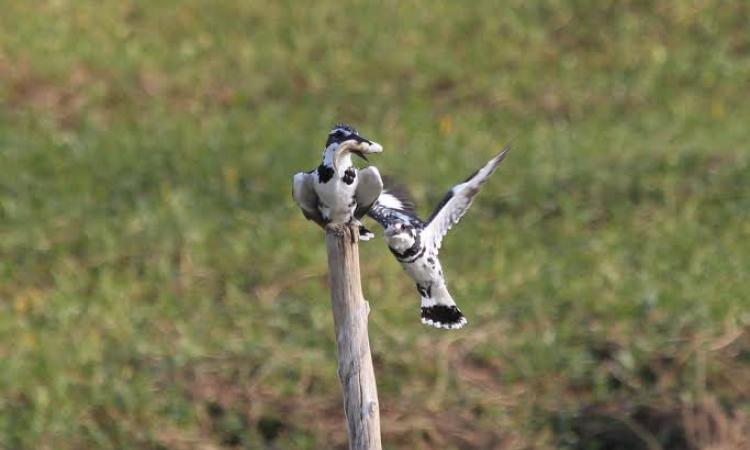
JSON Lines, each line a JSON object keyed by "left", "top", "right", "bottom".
{"left": 325, "top": 223, "right": 382, "bottom": 450}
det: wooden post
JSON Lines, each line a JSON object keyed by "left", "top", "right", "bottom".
{"left": 325, "top": 223, "right": 382, "bottom": 450}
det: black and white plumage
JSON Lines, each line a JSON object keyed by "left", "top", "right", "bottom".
{"left": 292, "top": 124, "right": 384, "bottom": 239}
{"left": 367, "top": 144, "right": 511, "bottom": 329}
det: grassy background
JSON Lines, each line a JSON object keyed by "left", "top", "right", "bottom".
{"left": 1, "top": 1, "right": 749, "bottom": 449}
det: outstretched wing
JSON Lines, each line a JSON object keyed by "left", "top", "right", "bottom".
{"left": 423, "top": 143, "right": 511, "bottom": 251}
{"left": 354, "top": 166, "right": 384, "bottom": 219}
{"left": 292, "top": 171, "right": 326, "bottom": 228}
{"left": 367, "top": 176, "right": 422, "bottom": 229}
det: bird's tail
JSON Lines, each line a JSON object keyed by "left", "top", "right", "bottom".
{"left": 419, "top": 285, "right": 467, "bottom": 330}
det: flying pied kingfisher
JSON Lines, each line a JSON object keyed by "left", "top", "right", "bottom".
{"left": 367, "top": 143, "right": 511, "bottom": 329}
{"left": 292, "top": 124, "right": 384, "bottom": 239}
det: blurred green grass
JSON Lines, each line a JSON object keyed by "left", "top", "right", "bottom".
{"left": 1, "top": 1, "right": 749, "bottom": 449}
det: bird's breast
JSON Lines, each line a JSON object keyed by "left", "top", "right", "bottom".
{"left": 314, "top": 172, "right": 358, "bottom": 222}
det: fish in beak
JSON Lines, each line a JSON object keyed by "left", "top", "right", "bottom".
{"left": 347, "top": 134, "right": 383, "bottom": 162}
{"left": 333, "top": 136, "right": 383, "bottom": 169}
{"left": 351, "top": 142, "right": 383, "bottom": 162}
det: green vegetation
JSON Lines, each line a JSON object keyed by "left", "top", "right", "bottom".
{"left": 1, "top": 1, "right": 749, "bottom": 448}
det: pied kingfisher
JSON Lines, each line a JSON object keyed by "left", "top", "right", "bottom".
{"left": 292, "top": 124, "right": 384, "bottom": 239}
{"left": 367, "top": 143, "right": 511, "bottom": 329}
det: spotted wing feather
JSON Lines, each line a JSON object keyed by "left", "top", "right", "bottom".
{"left": 367, "top": 176, "right": 423, "bottom": 229}
{"left": 378, "top": 176, "right": 417, "bottom": 213}
{"left": 424, "top": 143, "right": 511, "bottom": 250}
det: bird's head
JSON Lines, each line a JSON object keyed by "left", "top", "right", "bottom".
{"left": 384, "top": 222, "right": 417, "bottom": 252}
{"left": 324, "top": 123, "right": 383, "bottom": 170}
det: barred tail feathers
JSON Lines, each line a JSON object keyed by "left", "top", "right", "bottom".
{"left": 418, "top": 285, "right": 467, "bottom": 330}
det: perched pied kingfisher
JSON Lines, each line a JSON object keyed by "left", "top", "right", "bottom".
{"left": 367, "top": 143, "right": 512, "bottom": 329}
{"left": 292, "top": 124, "right": 384, "bottom": 239}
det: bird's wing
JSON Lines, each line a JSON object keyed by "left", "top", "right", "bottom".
{"left": 292, "top": 171, "right": 326, "bottom": 228}
{"left": 423, "top": 143, "right": 511, "bottom": 251}
{"left": 377, "top": 176, "right": 417, "bottom": 213}
{"left": 367, "top": 176, "right": 421, "bottom": 229}
{"left": 354, "top": 166, "right": 384, "bottom": 219}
